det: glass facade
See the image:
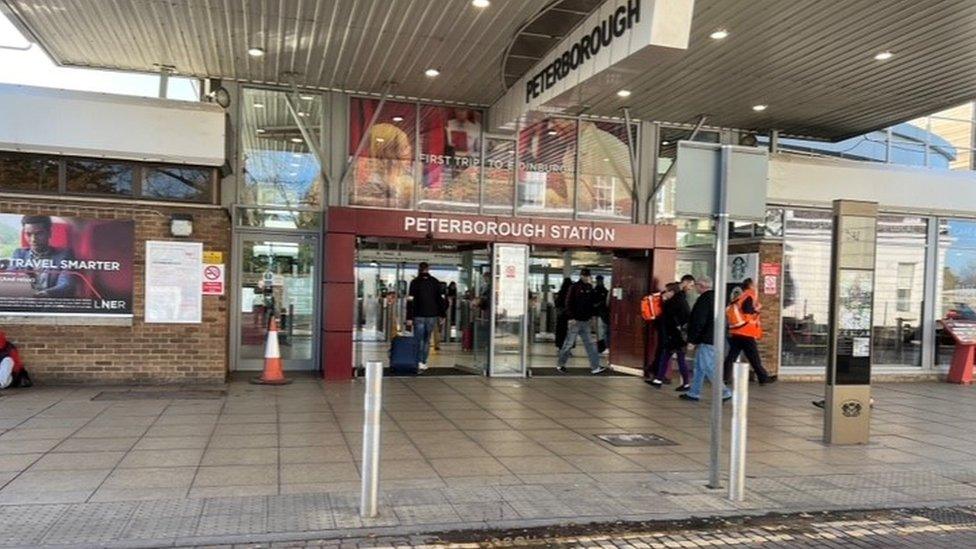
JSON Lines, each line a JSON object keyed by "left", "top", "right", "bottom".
{"left": 240, "top": 88, "right": 324, "bottom": 209}
{"left": 344, "top": 98, "right": 636, "bottom": 220}
{"left": 780, "top": 209, "right": 832, "bottom": 367}
{"left": 936, "top": 219, "right": 976, "bottom": 364}
{"left": 872, "top": 215, "right": 927, "bottom": 366}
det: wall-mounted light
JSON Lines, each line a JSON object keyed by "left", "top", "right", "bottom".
{"left": 169, "top": 214, "right": 193, "bottom": 237}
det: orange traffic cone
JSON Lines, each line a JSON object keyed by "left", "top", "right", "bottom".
{"left": 251, "top": 317, "right": 292, "bottom": 385}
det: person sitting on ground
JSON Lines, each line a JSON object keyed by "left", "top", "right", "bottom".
{"left": 0, "top": 331, "right": 30, "bottom": 389}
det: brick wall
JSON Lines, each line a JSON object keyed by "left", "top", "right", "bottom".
{"left": 0, "top": 197, "right": 231, "bottom": 384}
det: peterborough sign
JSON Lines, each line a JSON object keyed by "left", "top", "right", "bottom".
{"left": 404, "top": 215, "right": 617, "bottom": 243}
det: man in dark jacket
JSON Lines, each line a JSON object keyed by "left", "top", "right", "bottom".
{"left": 406, "top": 262, "right": 445, "bottom": 371}
{"left": 680, "top": 276, "right": 731, "bottom": 402}
{"left": 556, "top": 268, "right": 605, "bottom": 374}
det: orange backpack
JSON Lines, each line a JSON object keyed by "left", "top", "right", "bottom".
{"left": 640, "top": 293, "right": 664, "bottom": 321}
{"left": 726, "top": 300, "right": 747, "bottom": 329}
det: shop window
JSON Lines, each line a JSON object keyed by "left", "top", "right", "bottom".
{"left": 144, "top": 166, "right": 213, "bottom": 202}
{"left": 65, "top": 159, "right": 133, "bottom": 196}
{"left": 577, "top": 121, "right": 634, "bottom": 220}
{"left": 517, "top": 118, "right": 576, "bottom": 217}
{"left": 0, "top": 153, "right": 59, "bottom": 192}
{"left": 418, "top": 105, "right": 482, "bottom": 211}
{"left": 873, "top": 216, "right": 927, "bottom": 367}
{"left": 240, "top": 88, "right": 323, "bottom": 208}
{"left": 482, "top": 138, "right": 515, "bottom": 213}
{"left": 346, "top": 97, "right": 416, "bottom": 209}
{"left": 936, "top": 219, "right": 976, "bottom": 365}
{"left": 780, "top": 209, "right": 832, "bottom": 367}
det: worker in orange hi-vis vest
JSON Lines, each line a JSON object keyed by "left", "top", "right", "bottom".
{"left": 723, "top": 278, "right": 776, "bottom": 386}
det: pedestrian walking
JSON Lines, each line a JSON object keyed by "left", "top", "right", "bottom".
{"left": 647, "top": 282, "right": 692, "bottom": 389}
{"left": 556, "top": 268, "right": 605, "bottom": 374}
{"left": 723, "top": 278, "right": 776, "bottom": 385}
{"left": 679, "top": 276, "right": 731, "bottom": 402}
{"left": 405, "top": 262, "right": 446, "bottom": 372}
{"left": 554, "top": 277, "right": 572, "bottom": 351}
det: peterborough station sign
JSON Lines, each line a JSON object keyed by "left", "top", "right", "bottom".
{"left": 404, "top": 215, "right": 617, "bottom": 243}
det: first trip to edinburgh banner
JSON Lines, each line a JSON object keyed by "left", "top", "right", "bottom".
{"left": 0, "top": 213, "right": 134, "bottom": 315}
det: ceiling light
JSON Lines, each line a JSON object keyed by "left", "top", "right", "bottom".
{"left": 376, "top": 137, "right": 386, "bottom": 143}
{"left": 424, "top": 68, "right": 440, "bottom": 78}
{"left": 392, "top": 116, "right": 404, "bottom": 122}
{"left": 617, "top": 89, "right": 632, "bottom": 98}
{"left": 256, "top": 128, "right": 266, "bottom": 134}
{"left": 752, "top": 104, "right": 767, "bottom": 112}
{"left": 661, "top": 140, "right": 671, "bottom": 145}
{"left": 297, "top": 111, "right": 308, "bottom": 117}
{"left": 253, "top": 102, "right": 264, "bottom": 108}
{"left": 300, "top": 95, "right": 314, "bottom": 100}
{"left": 472, "top": 0, "right": 490, "bottom": 7}
{"left": 603, "top": 158, "right": 610, "bottom": 162}
{"left": 247, "top": 47, "right": 265, "bottom": 57}
{"left": 292, "top": 153, "right": 302, "bottom": 158}
{"left": 710, "top": 29, "right": 729, "bottom": 40}
{"left": 547, "top": 130, "right": 558, "bottom": 136}
{"left": 874, "top": 50, "right": 893, "bottom": 61}
{"left": 290, "top": 137, "right": 303, "bottom": 143}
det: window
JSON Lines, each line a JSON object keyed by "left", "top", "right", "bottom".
{"left": 517, "top": 118, "right": 576, "bottom": 217}
{"left": 873, "top": 216, "right": 927, "bottom": 367}
{"left": 896, "top": 263, "right": 914, "bottom": 312}
{"left": 936, "top": 219, "right": 976, "bottom": 365}
{"left": 780, "top": 209, "right": 833, "bottom": 367}
{"left": 418, "top": 105, "right": 483, "bottom": 211}
{"left": 482, "top": 138, "right": 515, "bottom": 213}
{"left": 144, "top": 166, "right": 213, "bottom": 202}
{"left": 66, "top": 160, "right": 133, "bottom": 196}
{"left": 241, "top": 88, "right": 324, "bottom": 208}
{"left": 346, "top": 98, "right": 415, "bottom": 209}
{"left": 577, "top": 121, "right": 634, "bottom": 220}
{"left": 0, "top": 153, "right": 59, "bottom": 192}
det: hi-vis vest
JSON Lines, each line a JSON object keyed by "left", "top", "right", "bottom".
{"left": 727, "top": 288, "right": 762, "bottom": 339}
{"left": 641, "top": 293, "right": 664, "bottom": 321}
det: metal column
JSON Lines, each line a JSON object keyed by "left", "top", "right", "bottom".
{"left": 708, "top": 145, "right": 732, "bottom": 489}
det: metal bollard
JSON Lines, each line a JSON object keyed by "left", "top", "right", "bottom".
{"left": 728, "top": 360, "right": 749, "bottom": 502}
{"left": 360, "top": 361, "right": 383, "bottom": 518}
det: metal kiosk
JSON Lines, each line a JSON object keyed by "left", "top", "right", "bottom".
{"left": 824, "top": 200, "right": 877, "bottom": 445}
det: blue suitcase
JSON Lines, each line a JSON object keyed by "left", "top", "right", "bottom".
{"left": 389, "top": 335, "right": 419, "bottom": 375}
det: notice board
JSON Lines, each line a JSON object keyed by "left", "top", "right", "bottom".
{"left": 145, "top": 241, "right": 202, "bottom": 323}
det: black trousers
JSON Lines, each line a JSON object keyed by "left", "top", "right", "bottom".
{"left": 724, "top": 336, "right": 769, "bottom": 383}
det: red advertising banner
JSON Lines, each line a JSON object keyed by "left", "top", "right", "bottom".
{"left": 0, "top": 213, "right": 134, "bottom": 315}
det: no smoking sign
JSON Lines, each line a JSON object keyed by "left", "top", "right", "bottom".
{"left": 202, "top": 263, "right": 225, "bottom": 295}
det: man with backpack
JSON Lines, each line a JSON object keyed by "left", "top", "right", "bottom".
{"left": 556, "top": 268, "right": 606, "bottom": 375}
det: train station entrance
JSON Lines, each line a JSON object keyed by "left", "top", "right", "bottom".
{"left": 323, "top": 207, "right": 675, "bottom": 380}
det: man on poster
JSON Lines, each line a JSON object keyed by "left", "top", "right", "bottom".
{"left": 7, "top": 215, "right": 76, "bottom": 297}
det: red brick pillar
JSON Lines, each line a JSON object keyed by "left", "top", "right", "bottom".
{"left": 322, "top": 211, "right": 356, "bottom": 381}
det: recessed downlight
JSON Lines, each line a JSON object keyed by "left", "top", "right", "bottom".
{"left": 424, "top": 68, "right": 441, "bottom": 78}
{"left": 752, "top": 104, "right": 768, "bottom": 112}
{"left": 617, "top": 89, "right": 632, "bottom": 98}
{"left": 547, "top": 130, "right": 558, "bottom": 136}
{"left": 472, "top": 0, "right": 490, "bottom": 7}
{"left": 247, "top": 47, "right": 265, "bottom": 57}
{"left": 300, "top": 95, "right": 314, "bottom": 100}
{"left": 710, "top": 29, "right": 729, "bottom": 40}
{"left": 290, "top": 137, "right": 303, "bottom": 143}
{"left": 253, "top": 102, "right": 264, "bottom": 108}
{"left": 297, "top": 111, "right": 308, "bottom": 117}
{"left": 874, "top": 50, "right": 893, "bottom": 61}
{"left": 392, "top": 116, "right": 404, "bottom": 122}
{"left": 256, "top": 128, "right": 266, "bottom": 134}
{"left": 661, "top": 140, "right": 671, "bottom": 146}
{"left": 376, "top": 137, "right": 386, "bottom": 143}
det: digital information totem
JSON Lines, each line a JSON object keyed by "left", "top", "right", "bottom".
{"left": 824, "top": 200, "right": 877, "bottom": 445}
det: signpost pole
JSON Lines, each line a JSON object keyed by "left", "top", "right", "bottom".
{"left": 708, "top": 145, "right": 731, "bottom": 489}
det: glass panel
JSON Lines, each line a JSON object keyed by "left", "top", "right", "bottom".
{"left": 517, "top": 118, "right": 575, "bottom": 217}
{"left": 347, "top": 98, "right": 416, "bottom": 209}
{"left": 483, "top": 138, "right": 515, "bottom": 213}
{"left": 143, "top": 166, "right": 212, "bottom": 202}
{"left": 418, "top": 105, "right": 482, "bottom": 211}
{"left": 872, "top": 215, "right": 927, "bottom": 366}
{"left": 238, "top": 238, "right": 316, "bottom": 370}
{"left": 781, "top": 209, "right": 832, "bottom": 367}
{"left": 0, "top": 153, "right": 59, "bottom": 192}
{"left": 236, "top": 207, "right": 322, "bottom": 230}
{"left": 936, "top": 219, "right": 976, "bottom": 365}
{"left": 65, "top": 160, "right": 133, "bottom": 196}
{"left": 240, "top": 88, "right": 323, "bottom": 208}
{"left": 577, "top": 121, "right": 634, "bottom": 221}
{"left": 491, "top": 244, "right": 528, "bottom": 375}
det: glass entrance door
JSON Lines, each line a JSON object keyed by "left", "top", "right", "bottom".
{"left": 234, "top": 233, "right": 319, "bottom": 371}
{"left": 490, "top": 244, "right": 529, "bottom": 377}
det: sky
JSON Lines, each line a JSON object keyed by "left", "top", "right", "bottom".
{"left": 0, "top": 13, "right": 198, "bottom": 100}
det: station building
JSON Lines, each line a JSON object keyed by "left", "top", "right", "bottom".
{"left": 1, "top": 0, "right": 976, "bottom": 383}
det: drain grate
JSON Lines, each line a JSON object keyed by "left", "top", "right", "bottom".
{"left": 594, "top": 433, "right": 678, "bottom": 447}
{"left": 92, "top": 389, "right": 226, "bottom": 401}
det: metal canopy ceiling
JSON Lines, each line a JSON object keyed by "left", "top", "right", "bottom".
{"left": 5, "top": 0, "right": 976, "bottom": 139}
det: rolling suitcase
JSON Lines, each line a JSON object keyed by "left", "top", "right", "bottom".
{"left": 461, "top": 323, "right": 473, "bottom": 351}
{"left": 389, "top": 333, "right": 419, "bottom": 375}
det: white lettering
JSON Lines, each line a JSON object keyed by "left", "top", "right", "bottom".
{"left": 474, "top": 220, "right": 486, "bottom": 234}
{"left": 499, "top": 222, "right": 511, "bottom": 237}
{"left": 416, "top": 218, "right": 429, "bottom": 233}
{"left": 568, "top": 226, "right": 581, "bottom": 240}
{"left": 487, "top": 221, "right": 498, "bottom": 236}
{"left": 404, "top": 216, "right": 417, "bottom": 231}
{"left": 605, "top": 228, "right": 615, "bottom": 242}
{"left": 449, "top": 219, "right": 461, "bottom": 234}
{"left": 462, "top": 219, "right": 473, "bottom": 234}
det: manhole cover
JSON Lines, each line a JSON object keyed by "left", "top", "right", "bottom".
{"left": 92, "top": 390, "right": 226, "bottom": 401}
{"left": 594, "top": 433, "right": 678, "bottom": 447}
